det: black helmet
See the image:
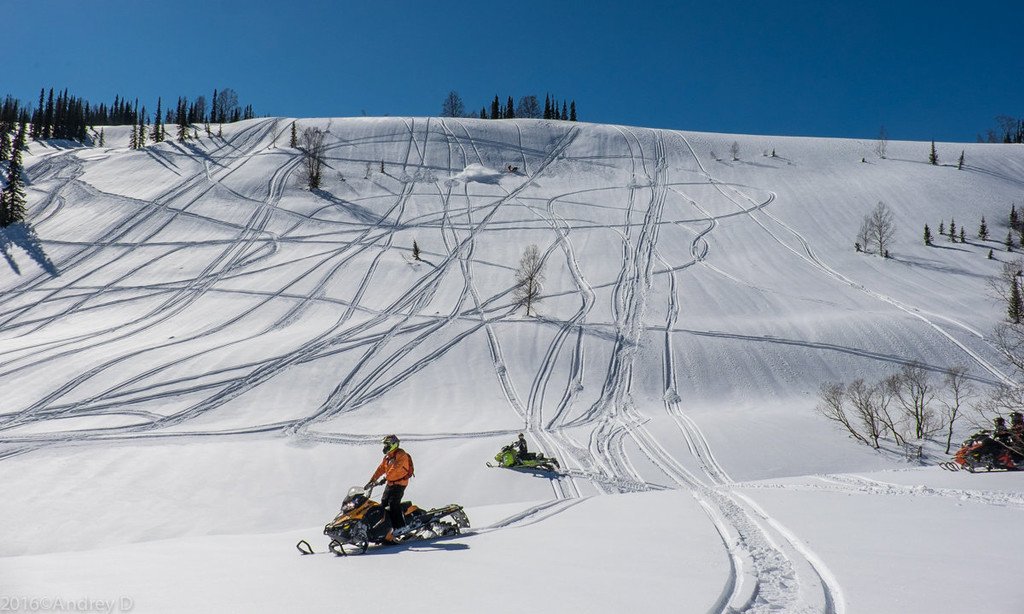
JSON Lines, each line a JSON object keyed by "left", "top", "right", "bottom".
{"left": 994, "top": 417, "right": 1007, "bottom": 428}
{"left": 518, "top": 433, "right": 525, "bottom": 439}
{"left": 382, "top": 434, "right": 400, "bottom": 454}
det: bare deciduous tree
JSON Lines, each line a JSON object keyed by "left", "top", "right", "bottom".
{"left": 815, "top": 382, "right": 871, "bottom": 446}
{"left": 877, "top": 373, "right": 909, "bottom": 445}
{"left": 888, "top": 362, "right": 940, "bottom": 439}
{"left": 215, "top": 88, "right": 239, "bottom": 123}
{"left": 513, "top": 244, "right": 544, "bottom": 316}
{"left": 874, "top": 125, "right": 888, "bottom": 159}
{"left": 856, "top": 217, "right": 873, "bottom": 253}
{"left": 441, "top": 91, "right": 464, "bottom": 118}
{"left": 848, "top": 379, "right": 885, "bottom": 448}
{"left": 940, "top": 366, "right": 975, "bottom": 453}
{"left": 516, "top": 95, "right": 541, "bottom": 119}
{"left": 858, "top": 201, "right": 896, "bottom": 256}
{"left": 300, "top": 127, "right": 327, "bottom": 190}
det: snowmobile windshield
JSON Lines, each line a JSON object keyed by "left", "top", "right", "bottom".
{"left": 341, "top": 486, "right": 368, "bottom": 512}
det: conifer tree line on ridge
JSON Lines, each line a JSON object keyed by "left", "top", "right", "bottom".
{"left": 0, "top": 87, "right": 256, "bottom": 147}
{"left": 443, "top": 91, "right": 577, "bottom": 121}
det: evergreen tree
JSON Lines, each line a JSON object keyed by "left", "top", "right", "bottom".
{"left": 211, "top": 89, "right": 218, "bottom": 124}
{"left": 0, "top": 124, "right": 10, "bottom": 162}
{"left": 177, "top": 98, "right": 188, "bottom": 143}
{"left": 505, "top": 96, "right": 515, "bottom": 119}
{"left": 1007, "top": 230, "right": 1015, "bottom": 252}
{"left": 988, "top": 249, "right": 994, "bottom": 260}
{"left": 949, "top": 219, "right": 956, "bottom": 241}
{"left": 957, "top": 150, "right": 965, "bottom": 170}
{"left": 1010, "top": 277, "right": 1023, "bottom": 324}
{"left": 290, "top": 121, "right": 297, "bottom": 147}
{"left": 491, "top": 95, "right": 501, "bottom": 120}
{"left": 137, "top": 108, "right": 147, "bottom": 148}
{"left": 561, "top": 100, "right": 568, "bottom": 120}
{"left": 979, "top": 216, "right": 989, "bottom": 240}
{"left": 412, "top": 240, "right": 421, "bottom": 261}
{"left": 480, "top": 107, "right": 487, "bottom": 119}
{"left": 544, "top": 94, "right": 551, "bottom": 119}
{"left": 959, "top": 228, "right": 965, "bottom": 243}
{"left": 98, "top": 128, "right": 104, "bottom": 147}
{"left": 129, "top": 124, "right": 137, "bottom": 149}
{"left": 929, "top": 140, "right": 938, "bottom": 165}
{"left": 1, "top": 122, "right": 28, "bottom": 226}
{"left": 43, "top": 88, "right": 55, "bottom": 139}
{"left": 53, "top": 89, "right": 65, "bottom": 139}
{"left": 1012, "top": 204, "right": 1020, "bottom": 230}
{"left": 30, "top": 88, "right": 44, "bottom": 140}
{"left": 153, "top": 98, "right": 163, "bottom": 143}
{"left": 938, "top": 220, "right": 945, "bottom": 236}
{"left": 923, "top": 224, "right": 933, "bottom": 246}
{"left": 570, "top": 100, "right": 577, "bottom": 121}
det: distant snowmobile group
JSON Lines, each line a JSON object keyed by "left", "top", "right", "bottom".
{"left": 298, "top": 432, "right": 559, "bottom": 556}
{"left": 942, "top": 412, "right": 1024, "bottom": 472}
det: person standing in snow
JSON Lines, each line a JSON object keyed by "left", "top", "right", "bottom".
{"left": 366, "top": 434, "right": 415, "bottom": 540}
{"left": 993, "top": 416, "right": 1012, "bottom": 446}
{"left": 1009, "top": 412, "right": 1024, "bottom": 455}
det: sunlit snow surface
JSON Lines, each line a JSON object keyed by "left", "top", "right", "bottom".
{"left": 2, "top": 118, "right": 1023, "bottom": 613}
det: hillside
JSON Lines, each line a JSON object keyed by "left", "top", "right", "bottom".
{"left": 2, "top": 117, "right": 1023, "bottom": 613}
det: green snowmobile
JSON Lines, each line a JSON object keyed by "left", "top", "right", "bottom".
{"left": 488, "top": 443, "right": 560, "bottom": 472}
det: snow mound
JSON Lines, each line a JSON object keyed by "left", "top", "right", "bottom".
{"left": 452, "top": 163, "right": 505, "bottom": 184}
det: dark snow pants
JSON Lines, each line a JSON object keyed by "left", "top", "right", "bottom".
{"left": 381, "top": 483, "right": 406, "bottom": 530}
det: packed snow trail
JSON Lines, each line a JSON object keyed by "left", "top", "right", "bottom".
{"left": 5, "top": 117, "right": 1024, "bottom": 613}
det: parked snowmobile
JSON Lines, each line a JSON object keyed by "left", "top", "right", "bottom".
{"left": 296, "top": 484, "right": 470, "bottom": 556}
{"left": 941, "top": 430, "right": 1021, "bottom": 472}
{"left": 488, "top": 443, "right": 560, "bottom": 472}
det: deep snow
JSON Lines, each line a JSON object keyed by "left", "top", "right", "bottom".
{"left": 2, "top": 117, "right": 1024, "bottom": 613}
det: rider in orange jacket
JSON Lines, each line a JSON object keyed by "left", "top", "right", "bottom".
{"left": 366, "top": 434, "right": 415, "bottom": 539}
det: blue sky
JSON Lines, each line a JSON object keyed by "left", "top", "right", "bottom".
{"left": 6, "top": 0, "right": 1022, "bottom": 142}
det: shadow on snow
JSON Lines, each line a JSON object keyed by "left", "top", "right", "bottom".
{"left": 0, "top": 223, "right": 58, "bottom": 277}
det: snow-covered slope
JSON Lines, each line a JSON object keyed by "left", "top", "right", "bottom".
{"left": 2, "top": 117, "right": 1023, "bottom": 613}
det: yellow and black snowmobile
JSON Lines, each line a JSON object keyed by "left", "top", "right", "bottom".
{"left": 297, "top": 484, "right": 470, "bottom": 556}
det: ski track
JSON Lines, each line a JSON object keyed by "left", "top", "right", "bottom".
{"left": 0, "top": 122, "right": 840, "bottom": 613}
{"left": 13, "top": 120, "right": 1023, "bottom": 613}
{"left": 730, "top": 473, "right": 1024, "bottom": 511}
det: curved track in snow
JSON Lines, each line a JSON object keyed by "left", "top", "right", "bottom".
{"left": 8, "top": 118, "right": 1024, "bottom": 612}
